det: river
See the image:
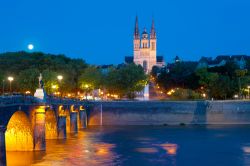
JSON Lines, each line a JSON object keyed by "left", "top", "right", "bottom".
{"left": 6, "top": 125, "right": 250, "bottom": 166}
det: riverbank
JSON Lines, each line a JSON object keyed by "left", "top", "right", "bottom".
{"left": 87, "top": 100, "right": 250, "bottom": 125}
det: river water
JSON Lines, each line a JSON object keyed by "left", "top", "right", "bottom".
{"left": 6, "top": 125, "right": 250, "bottom": 166}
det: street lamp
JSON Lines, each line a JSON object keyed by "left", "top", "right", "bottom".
{"left": 57, "top": 75, "right": 63, "bottom": 97}
{"left": 7, "top": 77, "right": 14, "bottom": 93}
{"left": 57, "top": 75, "right": 63, "bottom": 81}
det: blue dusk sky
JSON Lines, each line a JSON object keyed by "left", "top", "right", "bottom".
{"left": 0, "top": 0, "right": 250, "bottom": 64}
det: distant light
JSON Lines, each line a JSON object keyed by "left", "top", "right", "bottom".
{"left": 57, "top": 75, "right": 63, "bottom": 81}
{"left": 52, "top": 85, "right": 57, "bottom": 89}
{"left": 25, "top": 91, "right": 31, "bottom": 94}
{"left": 8, "top": 77, "right": 14, "bottom": 81}
{"left": 28, "top": 44, "right": 34, "bottom": 50}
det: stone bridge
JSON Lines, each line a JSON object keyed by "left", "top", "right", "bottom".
{"left": 0, "top": 96, "right": 88, "bottom": 166}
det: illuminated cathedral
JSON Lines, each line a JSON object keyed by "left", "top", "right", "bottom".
{"left": 125, "top": 16, "right": 165, "bottom": 73}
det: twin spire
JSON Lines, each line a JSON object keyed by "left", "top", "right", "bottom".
{"left": 134, "top": 16, "right": 156, "bottom": 39}
{"left": 134, "top": 16, "right": 140, "bottom": 39}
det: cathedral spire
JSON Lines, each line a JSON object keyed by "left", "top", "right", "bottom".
{"left": 134, "top": 16, "right": 140, "bottom": 39}
{"left": 150, "top": 19, "right": 156, "bottom": 39}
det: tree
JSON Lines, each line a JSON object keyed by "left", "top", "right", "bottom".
{"left": 104, "top": 64, "right": 147, "bottom": 99}
{"left": 235, "top": 69, "right": 248, "bottom": 98}
{"left": 42, "top": 70, "right": 59, "bottom": 94}
{"left": 196, "top": 68, "right": 219, "bottom": 98}
{"left": 0, "top": 51, "right": 87, "bottom": 94}
{"left": 151, "top": 66, "right": 161, "bottom": 77}
{"left": 170, "top": 88, "right": 201, "bottom": 100}
{"left": 156, "top": 62, "right": 199, "bottom": 90}
{"left": 18, "top": 68, "right": 40, "bottom": 93}
{"left": 78, "top": 66, "right": 103, "bottom": 96}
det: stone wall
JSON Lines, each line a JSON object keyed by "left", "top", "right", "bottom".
{"left": 88, "top": 100, "right": 250, "bottom": 125}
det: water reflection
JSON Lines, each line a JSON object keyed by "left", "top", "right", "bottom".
{"left": 135, "top": 147, "right": 158, "bottom": 153}
{"left": 243, "top": 146, "right": 250, "bottom": 153}
{"left": 160, "top": 143, "right": 178, "bottom": 155}
{"left": 5, "top": 126, "right": 250, "bottom": 166}
{"left": 7, "top": 151, "right": 46, "bottom": 166}
{"left": 7, "top": 130, "right": 119, "bottom": 166}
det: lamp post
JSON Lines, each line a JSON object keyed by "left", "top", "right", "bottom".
{"left": 57, "top": 75, "right": 63, "bottom": 97}
{"left": 7, "top": 77, "right": 14, "bottom": 93}
{"left": 248, "top": 85, "right": 250, "bottom": 99}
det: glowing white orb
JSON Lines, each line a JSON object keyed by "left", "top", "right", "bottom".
{"left": 28, "top": 44, "right": 34, "bottom": 50}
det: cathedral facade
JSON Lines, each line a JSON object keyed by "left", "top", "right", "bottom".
{"left": 125, "top": 16, "right": 164, "bottom": 73}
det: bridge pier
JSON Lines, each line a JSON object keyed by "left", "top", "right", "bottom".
{"left": 70, "top": 112, "right": 78, "bottom": 133}
{"left": 57, "top": 116, "right": 66, "bottom": 139}
{"left": 0, "top": 126, "right": 6, "bottom": 166}
{"left": 34, "top": 106, "right": 46, "bottom": 151}
{"left": 79, "top": 110, "right": 87, "bottom": 129}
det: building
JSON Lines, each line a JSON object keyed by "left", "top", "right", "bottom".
{"left": 125, "top": 16, "right": 165, "bottom": 73}
{"left": 197, "top": 55, "right": 250, "bottom": 69}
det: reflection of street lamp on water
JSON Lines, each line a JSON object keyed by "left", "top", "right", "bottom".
{"left": 7, "top": 77, "right": 14, "bottom": 93}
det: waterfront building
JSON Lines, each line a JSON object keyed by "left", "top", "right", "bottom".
{"left": 125, "top": 16, "right": 165, "bottom": 73}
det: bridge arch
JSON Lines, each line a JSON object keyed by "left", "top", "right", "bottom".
{"left": 5, "top": 111, "right": 33, "bottom": 151}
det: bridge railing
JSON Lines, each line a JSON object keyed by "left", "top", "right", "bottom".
{"left": 0, "top": 95, "right": 83, "bottom": 106}
{"left": 46, "top": 95, "right": 82, "bottom": 105}
{"left": 0, "top": 95, "right": 38, "bottom": 106}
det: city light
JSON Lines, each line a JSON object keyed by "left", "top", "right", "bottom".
{"left": 25, "top": 91, "right": 31, "bottom": 94}
{"left": 52, "top": 85, "right": 57, "bottom": 89}
{"left": 7, "top": 76, "right": 14, "bottom": 92}
{"left": 167, "top": 89, "right": 175, "bottom": 95}
{"left": 57, "top": 75, "right": 63, "bottom": 81}
{"left": 7, "top": 77, "right": 13, "bottom": 82}
{"left": 57, "top": 75, "right": 63, "bottom": 96}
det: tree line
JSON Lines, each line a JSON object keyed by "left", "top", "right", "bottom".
{"left": 0, "top": 51, "right": 147, "bottom": 99}
{"left": 153, "top": 60, "right": 250, "bottom": 100}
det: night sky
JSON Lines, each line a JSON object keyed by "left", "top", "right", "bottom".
{"left": 1, "top": 0, "right": 250, "bottom": 65}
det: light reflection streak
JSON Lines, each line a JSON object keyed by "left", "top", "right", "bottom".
{"left": 160, "top": 143, "right": 178, "bottom": 155}
{"left": 135, "top": 147, "right": 158, "bottom": 153}
{"left": 28, "top": 131, "right": 120, "bottom": 166}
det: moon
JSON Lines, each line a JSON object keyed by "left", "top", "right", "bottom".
{"left": 28, "top": 44, "right": 34, "bottom": 50}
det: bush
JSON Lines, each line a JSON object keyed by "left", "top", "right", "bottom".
{"left": 170, "top": 88, "right": 201, "bottom": 100}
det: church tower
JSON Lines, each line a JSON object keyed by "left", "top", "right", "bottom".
{"left": 125, "top": 16, "right": 164, "bottom": 74}
{"left": 133, "top": 16, "right": 140, "bottom": 64}
{"left": 129, "top": 16, "right": 162, "bottom": 73}
{"left": 149, "top": 19, "right": 157, "bottom": 71}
